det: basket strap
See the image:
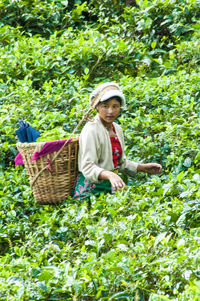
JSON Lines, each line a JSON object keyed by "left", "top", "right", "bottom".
{"left": 71, "top": 107, "right": 93, "bottom": 135}
{"left": 30, "top": 107, "right": 93, "bottom": 188}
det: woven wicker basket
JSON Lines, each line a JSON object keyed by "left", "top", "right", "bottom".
{"left": 17, "top": 138, "right": 79, "bottom": 204}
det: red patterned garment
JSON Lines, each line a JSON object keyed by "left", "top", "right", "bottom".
{"left": 110, "top": 125, "right": 122, "bottom": 168}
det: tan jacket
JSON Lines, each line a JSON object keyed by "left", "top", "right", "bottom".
{"left": 78, "top": 114, "right": 138, "bottom": 183}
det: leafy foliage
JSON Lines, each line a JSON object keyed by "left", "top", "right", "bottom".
{"left": 1, "top": 0, "right": 200, "bottom": 300}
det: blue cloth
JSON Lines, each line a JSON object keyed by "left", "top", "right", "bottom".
{"left": 15, "top": 121, "right": 40, "bottom": 143}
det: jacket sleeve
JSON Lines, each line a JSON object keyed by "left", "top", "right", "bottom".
{"left": 119, "top": 158, "right": 138, "bottom": 177}
{"left": 78, "top": 124, "right": 104, "bottom": 183}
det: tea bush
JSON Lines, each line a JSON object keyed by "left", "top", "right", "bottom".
{"left": 1, "top": 0, "right": 200, "bottom": 300}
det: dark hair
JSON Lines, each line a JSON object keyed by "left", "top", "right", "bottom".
{"left": 101, "top": 96, "right": 122, "bottom": 105}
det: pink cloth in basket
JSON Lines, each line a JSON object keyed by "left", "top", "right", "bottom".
{"left": 14, "top": 153, "right": 24, "bottom": 165}
{"left": 31, "top": 139, "right": 72, "bottom": 161}
{"left": 15, "top": 139, "right": 72, "bottom": 166}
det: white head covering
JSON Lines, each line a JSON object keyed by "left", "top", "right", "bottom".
{"left": 89, "top": 82, "right": 125, "bottom": 108}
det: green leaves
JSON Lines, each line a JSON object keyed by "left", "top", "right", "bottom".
{"left": 1, "top": 166, "right": 200, "bottom": 299}
{"left": 1, "top": 0, "right": 200, "bottom": 300}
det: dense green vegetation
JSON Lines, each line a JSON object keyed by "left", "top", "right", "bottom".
{"left": 1, "top": 0, "right": 200, "bottom": 299}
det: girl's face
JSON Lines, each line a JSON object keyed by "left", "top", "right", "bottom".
{"left": 96, "top": 98, "right": 121, "bottom": 126}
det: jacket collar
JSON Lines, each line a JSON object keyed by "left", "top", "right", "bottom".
{"left": 94, "top": 114, "right": 124, "bottom": 152}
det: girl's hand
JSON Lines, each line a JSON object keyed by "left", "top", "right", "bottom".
{"left": 99, "top": 170, "right": 127, "bottom": 191}
{"left": 137, "top": 163, "right": 162, "bottom": 174}
{"left": 109, "top": 172, "right": 127, "bottom": 191}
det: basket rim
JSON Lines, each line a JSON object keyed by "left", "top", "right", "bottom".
{"left": 16, "top": 137, "right": 79, "bottom": 147}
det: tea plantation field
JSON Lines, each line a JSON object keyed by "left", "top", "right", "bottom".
{"left": 0, "top": 0, "right": 200, "bottom": 300}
